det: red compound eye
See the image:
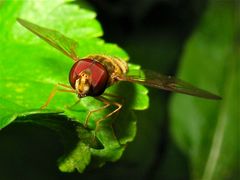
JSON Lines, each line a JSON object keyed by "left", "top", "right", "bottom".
{"left": 69, "top": 59, "right": 109, "bottom": 96}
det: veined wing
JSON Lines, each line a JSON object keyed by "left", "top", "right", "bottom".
{"left": 119, "top": 70, "right": 221, "bottom": 100}
{"left": 17, "top": 18, "right": 79, "bottom": 61}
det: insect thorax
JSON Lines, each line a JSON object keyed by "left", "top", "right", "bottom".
{"left": 86, "top": 55, "right": 128, "bottom": 85}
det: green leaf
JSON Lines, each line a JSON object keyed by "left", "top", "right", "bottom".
{"left": 7, "top": 0, "right": 101, "bottom": 41}
{"left": 0, "top": 0, "right": 149, "bottom": 173}
{"left": 59, "top": 142, "right": 91, "bottom": 173}
{"left": 170, "top": 0, "right": 238, "bottom": 179}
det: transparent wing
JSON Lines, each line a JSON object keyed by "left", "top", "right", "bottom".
{"left": 119, "top": 70, "right": 221, "bottom": 100}
{"left": 17, "top": 18, "right": 79, "bottom": 61}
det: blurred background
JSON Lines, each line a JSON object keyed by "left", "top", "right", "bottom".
{"left": 0, "top": 0, "right": 238, "bottom": 179}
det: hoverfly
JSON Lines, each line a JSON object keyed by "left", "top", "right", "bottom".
{"left": 17, "top": 18, "right": 221, "bottom": 127}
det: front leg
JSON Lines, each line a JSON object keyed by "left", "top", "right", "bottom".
{"left": 40, "top": 83, "right": 76, "bottom": 109}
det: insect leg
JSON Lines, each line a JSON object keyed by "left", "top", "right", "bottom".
{"left": 57, "top": 83, "right": 74, "bottom": 89}
{"left": 40, "top": 83, "right": 75, "bottom": 109}
{"left": 94, "top": 96, "right": 122, "bottom": 130}
{"left": 66, "top": 99, "right": 81, "bottom": 109}
{"left": 84, "top": 102, "right": 110, "bottom": 127}
{"left": 102, "top": 93, "right": 125, "bottom": 104}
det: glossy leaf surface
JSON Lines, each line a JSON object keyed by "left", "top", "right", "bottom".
{"left": 0, "top": 0, "right": 149, "bottom": 172}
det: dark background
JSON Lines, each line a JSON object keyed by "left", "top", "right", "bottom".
{"left": 0, "top": 0, "right": 211, "bottom": 179}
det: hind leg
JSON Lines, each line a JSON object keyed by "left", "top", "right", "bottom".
{"left": 94, "top": 96, "right": 122, "bottom": 131}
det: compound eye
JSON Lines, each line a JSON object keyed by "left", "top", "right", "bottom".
{"left": 69, "top": 59, "right": 109, "bottom": 96}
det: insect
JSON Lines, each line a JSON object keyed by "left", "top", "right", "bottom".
{"left": 17, "top": 18, "right": 221, "bottom": 128}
